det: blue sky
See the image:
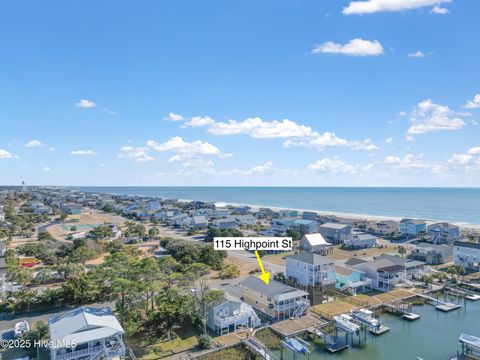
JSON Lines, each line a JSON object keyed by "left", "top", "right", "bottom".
{"left": 0, "top": 0, "right": 479, "bottom": 186}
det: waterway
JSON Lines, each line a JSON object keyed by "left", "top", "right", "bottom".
{"left": 276, "top": 296, "right": 480, "bottom": 360}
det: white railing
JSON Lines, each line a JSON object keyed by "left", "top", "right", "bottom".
{"left": 56, "top": 345, "right": 104, "bottom": 360}
{"left": 214, "top": 312, "right": 251, "bottom": 327}
{"left": 55, "top": 342, "right": 125, "bottom": 360}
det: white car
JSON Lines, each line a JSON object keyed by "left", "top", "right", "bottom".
{"left": 14, "top": 320, "right": 29, "bottom": 338}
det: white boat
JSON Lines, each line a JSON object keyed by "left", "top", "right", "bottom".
{"left": 14, "top": 320, "right": 29, "bottom": 338}
{"left": 334, "top": 315, "right": 360, "bottom": 333}
{"left": 459, "top": 333, "right": 480, "bottom": 352}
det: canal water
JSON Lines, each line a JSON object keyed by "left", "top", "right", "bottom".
{"left": 276, "top": 297, "right": 480, "bottom": 360}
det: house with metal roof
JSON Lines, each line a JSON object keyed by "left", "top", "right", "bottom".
{"left": 240, "top": 276, "right": 309, "bottom": 320}
{"left": 299, "top": 233, "right": 333, "bottom": 254}
{"left": 48, "top": 307, "right": 125, "bottom": 360}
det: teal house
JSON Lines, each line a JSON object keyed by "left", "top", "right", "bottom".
{"left": 335, "top": 266, "right": 371, "bottom": 295}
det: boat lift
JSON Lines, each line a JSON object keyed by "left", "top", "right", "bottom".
{"left": 281, "top": 336, "right": 310, "bottom": 360}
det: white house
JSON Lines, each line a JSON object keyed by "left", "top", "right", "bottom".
{"left": 207, "top": 299, "right": 261, "bottom": 335}
{"left": 48, "top": 307, "right": 125, "bottom": 360}
{"left": 299, "top": 233, "right": 333, "bottom": 255}
{"left": 0, "top": 205, "right": 5, "bottom": 222}
{"left": 285, "top": 252, "right": 336, "bottom": 287}
{"left": 454, "top": 241, "right": 480, "bottom": 271}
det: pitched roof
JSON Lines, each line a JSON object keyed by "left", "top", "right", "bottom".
{"left": 241, "top": 276, "right": 308, "bottom": 298}
{"left": 49, "top": 307, "right": 124, "bottom": 347}
{"left": 301, "top": 233, "right": 331, "bottom": 246}
{"left": 286, "top": 252, "right": 334, "bottom": 266}
{"left": 320, "top": 222, "right": 350, "bottom": 230}
{"left": 344, "top": 257, "right": 367, "bottom": 266}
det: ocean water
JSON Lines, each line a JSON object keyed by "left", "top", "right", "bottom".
{"left": 68, "top": 187, "right": 480, "bottom": 225}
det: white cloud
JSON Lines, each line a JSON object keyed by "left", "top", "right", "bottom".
{"left": 76, "top": 99, "right": 96, "bottom": 108}
{"left": 163, "top": 112, "right": 184, "bottom": 122}
{"left": 468, "top": 146, "right": 480, "bottom": 155}
{"left": 118, "top": 146, "right": 154, "bottom": 163}
{"left": 385, "top": 154, "right": 432, "bottom": 169}
{"left": 25, "top": 139, "right": 44, "bottom": 148}
{"left": 42, "top": 166, "right": 51, "bottom": 172}
{"left": 464, "top": 94, "right": 480, "bottom": 109}
{"left": 343, "top": 0, "right": 451, "bottom": 15}
{"left": 148, "top": 137, "right": 221, "bottom": 155}
{"left": 311, "top": 39, "right": 383, "bottom": 57}
{"left": 408, "top": 51, "right": 425, "bottom": 58}
{"left": 245, "top": 162, "right": 275, "bottom": 174}
{"left": 71, "top": 150, "right": 95, "bottom": 155}
{"left": 0, "top": 149, "right": 13, "bottom": 159}
{"left": 431, "top": 5, "right": 449, "bottom": 14}
{"left": 184, "top": 116, "right": 215, "bottom": 127}
{"left": 208, "top": 117, "right": 315, "bottom": 138}
{"left": 448, "top": 153, "right": 473, "bottom": 165}
{"left": 307, "top": 158, "right": 357, "bottom": 174}
{"left": 49, "top": 147, "right": 55, "bottom": 151}
{"left": 407, "top": 99, "right": 466, "bottom": 137}
{"left": 147, "top": 136, "right": 229, "bottom": 162}
{"left": 349, "top": 139, "right": 379, "bottom": 151}
{"left": 385, "top": 137, "right": 393, "bottom": 143}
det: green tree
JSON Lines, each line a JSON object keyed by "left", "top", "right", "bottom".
{"left": 148, "top": 227, "right": 160, "bottom": 239}
{"left": 70, "top": 246, "right": 98, "bottom": 267}
{"left": 398, "top": 246, "right": 407, "bottom": 258}
{"left": 219, "top": 264, "right": 240, "bottom": 279}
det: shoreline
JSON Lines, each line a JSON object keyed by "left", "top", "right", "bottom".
{"left": 177, "top": 198, "right": 480, "bottom": 230}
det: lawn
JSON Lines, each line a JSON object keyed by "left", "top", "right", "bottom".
{"left": 311, "top": 300, "right": 359, "bottom": 319}
{"left": 262, "top": 251, "right": 294, "bottom": 266}
{"left": 126, "top": 327, "right": 199, "bottom": 359}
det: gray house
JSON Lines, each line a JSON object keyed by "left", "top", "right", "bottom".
{"left": 318, "top": 223, "right": 352, "bottom": 244}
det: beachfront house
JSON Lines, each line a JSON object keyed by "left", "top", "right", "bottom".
{"left": 373, "top": 220, "right": 399, "bottom": 236}
{"left": 48, "top": 307, "right": 125, "bottom": 360}
{"left": 240, "top": 276, "right": 309, "bottom": 320}
{"left": 299, "top": 233, "right": 333, "bottom": 255}
{"left": 454, "top": 241, "right": 480, "bottom": 271}
{"left": 399, "top": 219, "right": 427, "bottom": 237}
{"left": 285, "top": 253, "right": 336, "bottom": 288}
{"left": 207, "top": 299, "right": 261, "bottom": 335}
{"left": 318, "top": 222, "right": 352, "bottom": 244}
{"left": 302, "top": 211, "right": 318, "bottom": 220}
{"left": 343, "top": 233, "right": 378, "bottom": 249}
{"left": 410, "top": 243, "right": 453, "bottom": 265}
{"left": 428, "top": 222, "right": 460, "bottom": 244}
{"left": 334, "top": 265, "right": 372, "bottom": 295}
{"left": 278, "top": 209, "right": 298, "bottom": 218}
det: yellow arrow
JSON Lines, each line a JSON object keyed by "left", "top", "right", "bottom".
{"left": 255, "top": 250, "right": 270, "bottom": 285}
